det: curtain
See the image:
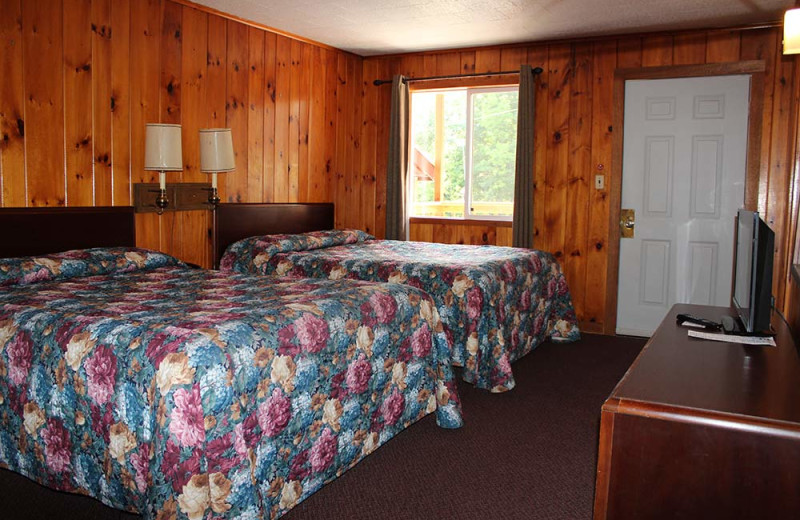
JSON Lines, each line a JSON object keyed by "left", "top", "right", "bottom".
{"left": 386, "top": 74, "right": 410, "bottom": 241}
{"left": 512, "top": 65, "right": 536, "bottom": 248}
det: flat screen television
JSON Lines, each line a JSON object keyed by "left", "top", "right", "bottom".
{"left": 731, "top": 209, "right": 774, "bottom": 334}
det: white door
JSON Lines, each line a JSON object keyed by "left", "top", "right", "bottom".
{"left": 616, "top": 75, "right": 750, "bottom": 336}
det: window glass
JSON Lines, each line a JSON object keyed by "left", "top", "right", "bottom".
{"left": 410, "top": 86, "right": 517, "bottom": 220}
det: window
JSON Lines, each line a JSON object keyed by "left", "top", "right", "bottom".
{"left": 410, "top": 86, "right": 518, "bottom": 221}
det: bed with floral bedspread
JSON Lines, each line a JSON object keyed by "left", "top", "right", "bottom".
{"left": 220, "top": 230, "right": 580, "bottom": 393}
{"left": 0, "top": 247, "right": 462, "bottom": 520}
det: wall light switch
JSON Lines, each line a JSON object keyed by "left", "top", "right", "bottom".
{"left": 595, "top": 174, "right": 605, "bottom": 190}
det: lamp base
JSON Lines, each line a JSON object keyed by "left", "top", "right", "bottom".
{"left": 207, "top": 187, "right": 220, "bottom": 208}
{"left": 155, "top": 188, "right": 169, "bottom": 214}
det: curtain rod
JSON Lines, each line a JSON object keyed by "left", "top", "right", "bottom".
{"left": 373, "top": 66, "right": 543, "bottom": 86}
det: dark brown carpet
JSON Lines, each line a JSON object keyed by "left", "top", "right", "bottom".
{"left": 0, "top": 334, "right": 644, "bottom": 520}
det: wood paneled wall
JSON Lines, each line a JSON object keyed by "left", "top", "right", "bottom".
{"left": 358, "top": 27, "right": 799, "bottom": 333}
{"left": 0, "top": 0, "right": 359, "bottom": 267}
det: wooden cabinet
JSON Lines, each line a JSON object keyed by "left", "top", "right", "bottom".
{"left": 594, "top": 304, "right": 800, "bottom": 520}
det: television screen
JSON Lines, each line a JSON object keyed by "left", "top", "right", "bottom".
{"left": 731, "top": 209, "right": 774, "bottom": 333}
{"left": 732, "top": 211, "right": 755, "bottom": 324}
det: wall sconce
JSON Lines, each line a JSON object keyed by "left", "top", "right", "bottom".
{"left": 144, "top": 123, "right": 183, "bottom": 214}
{"left": 199, "top": 128, "right": 235, "bottom": 207}
{"left": 784, "top": 8, "right": 800, "bottom": 54}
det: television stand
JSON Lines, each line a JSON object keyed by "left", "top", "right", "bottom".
{"left": 594, "top": 304, "right": 800, "bottom": 519}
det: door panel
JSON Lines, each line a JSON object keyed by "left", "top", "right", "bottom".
{"left": 617, "top": 75, "right": 750, "bottom": 336}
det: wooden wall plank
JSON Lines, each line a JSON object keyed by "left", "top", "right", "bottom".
{"left": 500, "top": 47, "right": 527, "bottom": 70}
{"left": 373, "top": 57, "right": 391, "bottom": 238}
{"left": 298, "top": 43, "right": 312, "bottom": 201}
{"left": 766, "top": 48, "right": 795, "bottom": 308}
{"left": 564, "top": 44, "right": 593, "bottom": 320}
{"left": 460, "top": 51, "right": 476, "bottom": 74}
{"left": 475, "top": 48, "right": 501, "bottom": 73}
{"left": 273, "top": 34, "right": 290, "bottom": 202}
{"left": 616, "top": 37, "right": 642, "bottom": 69}
{"left": 323, "top": 48, "right": 338, "bottom": 210}
{"left": 91, "top": 0, "right": 113, "bottom": 206}
{"left": 348, "top": 54, "right": 363, "bottom": 229}
{"left": 160, "top": 1, "right": 182, "bottom": 125}
{"left": 585, "top": 40, "right": 616, "bottom": 328}
{"left": 308, "top": 45, "right": 327, "bottom": 202}
{"left": 334, "top": 52, "right": 347, "bottom": 228}
{"left": 23, "top": 0, "right": 66, "bottom": 206}
{"left": 642, "top": 35, "right": 673, "bottom": 66}
{"left": 0, "top": 0, "right": 26, "bottom": 207}
{"left": 225, "top": 19, "right": 248, "bottom": 202}
{"left": 64, "top": 0, "right": 94, "bottom": 206}
{"left": 706, "top": 31, "right": 741, "bottom": 63}
{"left": 263, "top": 31, "right": 276, "bottom": 202}
{"left": 288, "top": 39, "right": 301, "bottom": 202}
{"left": 543, "top": 44, "right": 571, "bottom": 259}
{"left": 179, "top": 5, "right": 208, "bottom": 184}
{"left": 129, "top": 0, "right": 161, "bottom": 186}
{"left": 436, "top": 53, "right": 460, "bottom": 76}
{"left": 360, "top": 58, "right": 378, "bottom": 234}
{"left": 247, "top": 26, "right": 265, "bottom": 202}
{"left": 110, "top": 0, "right": 131, "bottom": 206}
{"left": 672, "top": 33, "right": 706, "bottom": 65}
{"left": 528, "top": 45, "right": 548, "bottom": 249}
{"left": 205, "top": 13, "right": 227, "bottom": 197}
{"left": 740, "top": 30, "right": 778, "bottom": 213}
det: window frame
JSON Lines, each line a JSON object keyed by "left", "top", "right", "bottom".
{"left": 408, "top": 83, "right": 519, "bottom": 223}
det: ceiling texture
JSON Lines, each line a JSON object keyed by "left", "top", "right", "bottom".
{"left": 193, "top": 0, "right": 794, "bottom": 56}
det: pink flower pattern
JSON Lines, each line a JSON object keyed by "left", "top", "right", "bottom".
{"left": 84, "top": 345, "right": 117, "bottom": 405}
{"left": 369, "top": 292, "right": 397, "bottom": 324}
{"left": 382, "top": 388, "right": 405, "bottom": 426}
{"left": 295, "top": 313, "right": 330, "bottom": 353}
{"left": 41, "top": 418, "right": 71, "bottom": 473}
{"left": 258, "top": 388, "right": 292, "bottom": 437}
{"left": 309, "top": 428, "right": 337, "bottom": 473}
{"left": 169, "top": 385, "right": 205, "bottom": 447}
{"left": 411, "top": 324, "right": 432, "bottom": 358}
{"left": 346, "top": 356, "right": 372, "bottom": 394}
{"left": 6, "top": 331, "right": 33, "bottom": 386}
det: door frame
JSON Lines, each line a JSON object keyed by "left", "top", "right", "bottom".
{"left": 604, "top": 61, "right": 766, "bottom": 335}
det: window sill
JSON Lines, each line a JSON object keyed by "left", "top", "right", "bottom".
{"left": 409, "top": 217, "right": 512, "bottom": 228}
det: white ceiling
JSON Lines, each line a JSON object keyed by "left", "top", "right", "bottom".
{"left": 193, "top": 0, "right": 794, "bottom": 56}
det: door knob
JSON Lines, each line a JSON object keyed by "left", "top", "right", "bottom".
{"left": 620, "top": 209, "right": 635, "bottom": 238}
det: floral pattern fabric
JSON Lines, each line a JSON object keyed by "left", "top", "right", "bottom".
{"left": 0, "top": 248, "right": 462, "bottom": 520}
{"left": 221, "top": 230, "right": 581, "bottom": 392}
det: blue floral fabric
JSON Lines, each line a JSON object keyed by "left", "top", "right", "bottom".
{"left": 0, "top": 248, "right": 462, "bottom": 520}
{"left": 221, "top": 230, "right": 581, "bottom": 392}
{"left": 0, "top": 247, "right": 183, "bottom": 287}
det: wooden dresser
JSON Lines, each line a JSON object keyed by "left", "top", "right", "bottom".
{"left": 593, "top": 304, "right": 800, "bottom": 520}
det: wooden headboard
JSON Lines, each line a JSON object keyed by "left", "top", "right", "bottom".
{"left": 213, "top": 203, "right": 334, "bottom": 268}
{"left": 0, "top": 206, "right": 136, "bottom": 258}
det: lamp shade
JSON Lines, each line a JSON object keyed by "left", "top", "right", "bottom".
{"left": 199, "top": 128, "right": 236, "bottom": 173}
{"left": 144, "top": 123, "right": 183, "bottom": 171}
{"left": 785, "top": 8, "right": 800, "bottom": 54}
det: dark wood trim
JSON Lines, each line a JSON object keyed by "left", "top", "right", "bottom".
{"left": 0, "top": 206, "right": 136, "bottom": 258}
{"left": 409, "top": 216, "right": 512, "bottom": 228}
{"left": 604, "top": 61, "right": 767, "bottom": 335}
{"left": 133, "top": 183, "right": 213, "bottom": 213}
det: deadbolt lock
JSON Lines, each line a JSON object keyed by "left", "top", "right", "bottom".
{"left": 620, "top": 209, "right": 635, "bottom": 238}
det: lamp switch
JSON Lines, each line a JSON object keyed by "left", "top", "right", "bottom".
{"left": 594, "top": 175, "right": 605, "bottom": 190}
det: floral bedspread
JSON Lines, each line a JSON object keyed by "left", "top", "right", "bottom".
{"left": 0, "top": 248, "right": 462, "bottom": 520}
{"left": 221, "top": 230, "right": 580, "bottom": 392}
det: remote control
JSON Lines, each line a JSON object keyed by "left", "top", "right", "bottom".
{"left": 676, "top": 313, "right": 722, "bottom": 331}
